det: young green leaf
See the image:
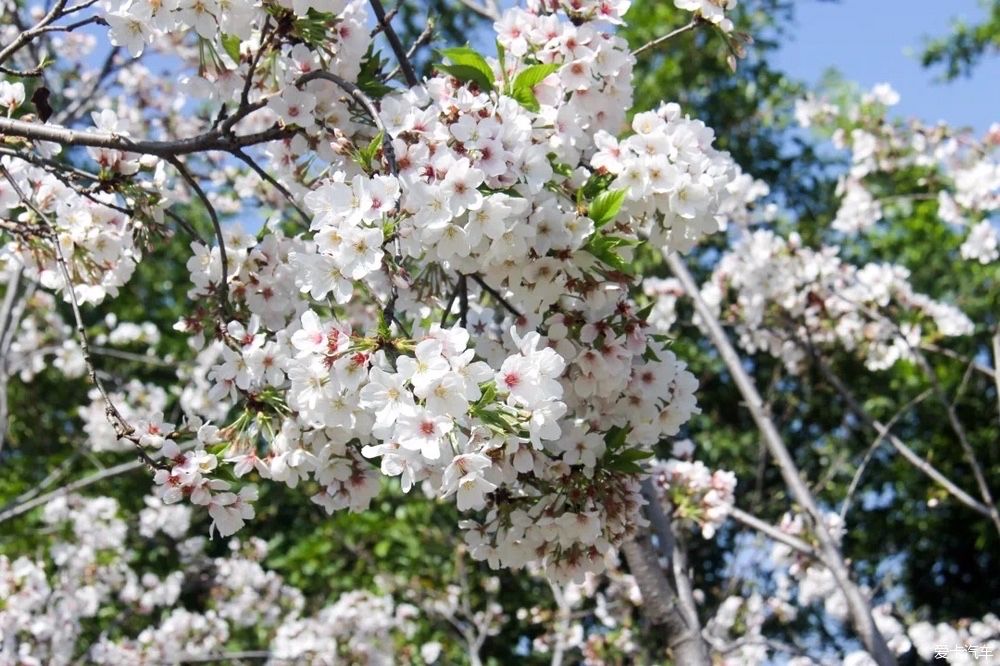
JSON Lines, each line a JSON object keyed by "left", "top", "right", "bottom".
{"left": 220, "top": 34, "right": 241, "bottom": 63}
{"left": 438, "top": 46, "right": 495, "bottom": 91}
{"left": 512, "top": 63, "right": 559, "bottom": 94}
{"left": 588, "top": 189, "right": 627, "bottom": 228}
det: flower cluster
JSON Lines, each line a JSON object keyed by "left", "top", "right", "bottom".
{"left": 0, "top": 492, "right": 439, "bottom": 665}
{"left": 649, "top": 454, "right": 737, "bottom": 538}
{"left": 701, "top": 230, "right": 974, "bottom": 372}
{"left": 56, "top": 0, "right": 748, "bottom": 578}
{"left": 796, "top": 83, "right": 1000, "bottom": 264}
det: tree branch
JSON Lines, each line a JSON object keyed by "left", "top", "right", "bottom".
{"left": 665, "top": 250, "right": 895, "bottom": 666}
{"left": 910, "top": 343, "right": 1000, "bottom": 537}
{"left": 838, "top": 388, "right": 933, "bottom": 521}
{"left": 0, "top": 163, "right": 161, "bottom": 471}
{"left": 368, "top": 0, "right": 418, "bottom": 87}
{"left": 165, "top": 155, "right": 229, "bottom": 308}
{"left": 729, "top": 507, "right": 820, "bottom": 559}
{"left": 811, "top": 351, "right": 993, "bottom": 520}
{"left": 632, "top": 20, "right": 701, "bottom": 57}
{"left": 0, "top": 116, "right": 293, "bottom": 158}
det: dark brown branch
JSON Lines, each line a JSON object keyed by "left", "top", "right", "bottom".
{"left": 230, "top": 147, "right": 311, "bottom": 228}
{"left": 469, "top": 273, "right": 521, "bottom": 320}
{"left": 0, "top": 115, "right": 293, "bottom": 158}
{"left": 165, "top": 156, "right": 229, "bottom": 307}
{"left": 368, "top": 0, "right": 418, "bottom": 87}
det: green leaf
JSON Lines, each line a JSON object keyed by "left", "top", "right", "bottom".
{"left": 354, "top": 131, "right": 384, "bottom": 171}
{"left": 220, "top": 34, "right": 241, "bottom": 63}
{"left": 604, "top": 458, "right": 646, "bottom": 474}
{"left": 513, "top": 63, "right": 559, "bottom": 93}
{"left": 636, "top": 300, "right": 655, "bottom": 321}
{"left": 510, "top": 86, "right": 541, "bottom": 112}
{"left": 588, "top": 189, "right": 627, "bottom": 228}
{"left": 356, "top": 46, "right": 393, "bottom": 99}
{"left": 584, "top": 233, "right": 637, "bottom": 273}
{"left": 617, "top": 448, "right": 655, "bottom": 462}
{"left": 438, "top": 46, "right": 494, "bottom": 91}
{"left": 547, "top": 153, "right": 573, "bottom": 178}
{"left": 604, "top": 426, "right": 628, "bottom": 452}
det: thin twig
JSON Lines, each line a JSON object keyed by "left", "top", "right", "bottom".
{"left": 0, "top": 443, "right": 192, "bottom": 524}
{"left": 230, "top": 147, "right": 311, "bottom": 227}
{"left": 469, "top": 273, "right": 522, "bottom": 320}
{"left": 384, "top": 17, "right": 436, "bottom": 82}
{"left": 0, "top": 163, "right": 161, "bottom": 470}
{"left": 920, "top": 341, "right": 995, "bottom": 381}
{"left": 910, "top": 344, "right": 1000, "bottom": 537}
{"left": 368, "top": 0, "right": 418, "bottom": 87}
{"left": 810, "top": 350, "right": 992, "bottom": 519}
{"left": 632, "top": 20, "right": 700, "bottom": 57}
{"left": 839, "top": 389, "right": 932, "bottom": 521}
{"left": 729, "top": 507, "right": 820, "bottom": 559}
{"left": 165, "top": 156, "right": 229, "bottom": 308}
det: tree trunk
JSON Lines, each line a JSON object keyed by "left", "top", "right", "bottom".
{"left": 621, "top": 533, "right": 710, "bottom": 666}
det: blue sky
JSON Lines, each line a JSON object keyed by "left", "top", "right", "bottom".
{"left": 773, "top": 0, "right": 999, "bottom": 133}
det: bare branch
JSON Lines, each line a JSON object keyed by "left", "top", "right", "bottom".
{"left": 632, "top": 20, "right": 701, "bottom": 57}
{"left": 0, "top": 116, "right": 293, "bottom": 158}
{"left": 384, "top": 17, "right": 436, "bottom": 82}
{"left": 0, "top": 0, "right": 69, "bottom": 67}
{"left": 665, "top": 250, "right": 895, "bottom": 666}
{"left": 909, "top": 344, "right": 1000, "bottom": 537}
{"left": 230, "top": 147, "right": 311, "bottom": 228}
{"left": 469, "top": 273, "right": 522, "bottom": 321}
{"left": 729, "top": 507, "right": 820, "bottom": 559}
{"left": 811, "top": 350, "right": 994, "bottom": 522}
{"left": 839, "top": 389, "right": 933, "bottom": 521}
{"left": 368, "top": 0, "right": 419, "bottom": 87}
{"left": 0, "top": 442, "right": 193, "bottom": 524}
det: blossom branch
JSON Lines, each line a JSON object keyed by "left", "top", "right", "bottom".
{"left": 0, "top": 0, "right": 69, "bottom": 67}
{"left": 729, "top": 507, "right": 820, "bottom": 559}
{"left": 665, "top": 250, "right": 895, "bottom": 666}
{"left": 0, "top": 163, "right": 162, "bottom": 471}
